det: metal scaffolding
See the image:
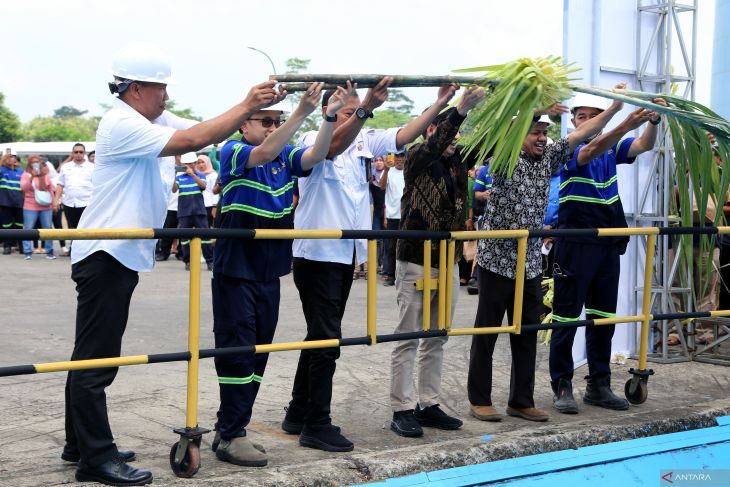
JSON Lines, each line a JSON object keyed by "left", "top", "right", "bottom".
{"left": 633, "top": 0, "right": 698, "bottom": 363}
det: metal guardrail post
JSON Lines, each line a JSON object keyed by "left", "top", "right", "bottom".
{"left": 185, "top": 237, "right": 202, "bottom": 429}
{"left": 438, "top": 240, "right": 447, "bottom": 330}
{"left": 367, "top": 239, "right": 377, "bottom": 344}
{"left": 512, "top": 236, "right": 528, "bottom": 334}
{"left": 638, "top": 234, "right": 657, "bottom": 371}
{"left": 422, "top": 240, "right": 431, "bottom": 332}
{"left": 446, "top": 240, "right": 456, "bottom": 330}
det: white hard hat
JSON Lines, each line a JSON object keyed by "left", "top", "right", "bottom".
{"left": 255, "top": 101, "right": 289, "bottom": 115}
{"left": 180, "top": 152, "right": 198, "bottom": 164}
{"left": 111, "top": 42, "right": 175, "bottom": 84}
{"left": 571, "top": 93, "right": 608, "bottom": 113}
{"left": 535, "top": 114, "right": 554, "bottom": 127}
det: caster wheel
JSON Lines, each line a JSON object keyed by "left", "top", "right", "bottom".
{"left": 170, "top": 440, "right": 200, "bottom": 478}
{"left": 624, "top": 379, "right": 648, "bottom": 405}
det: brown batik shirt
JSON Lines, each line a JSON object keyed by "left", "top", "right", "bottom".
{"left": 396, "top": 110, "right": 469, "bottom": 268}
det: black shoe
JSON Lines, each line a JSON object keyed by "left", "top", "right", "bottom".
{"left": 206, "top": 262, "right": 214, "bottom": 271}
{"left": 76, "top": 457, "right": 152, "bottom": 486}
{"left": 414, "top": 404, "right": 463, "bottom": 430}
{"left": 383, "top": 277, "right": 395, "bottom": 287}
{"left": 2, "top": 247, "right": 10, "bottom": 255}
{"left": 185, "top": 263, "right": 190, "bottom": 271}
{"left": 390, "top": 410, "right": 423, "bottom": 438}
{"left": 155, "top": 254, "right": 168, "bottom": 262}
{"left": 282, "top": 417, "right": 304, "bottom": 435}
{"left": 584, "top": 375, "right": 629, "bottom": 410}
{"left": 62, "top": 444, "right": 136, "bottom": 463}
{"left": 552, "top": 378, "right": 579, "bottom": 414}
{"left": 467, "top": 278, "right": 479, "bottom": 295}
{"left": 299, "top": 424, "right": 353, "bottom": 452}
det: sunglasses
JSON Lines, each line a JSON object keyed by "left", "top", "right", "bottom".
{"left": 73, "top": 150, "right": 85, "bottom": 154}
{"left": 249, "top": 117, "right": 283, "bottom": 128}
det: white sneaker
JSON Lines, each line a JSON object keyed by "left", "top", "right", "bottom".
{"left": 46, "top": 254, "right": 57, "bottom": 260}
{"left": 24, "top": 254, "right": 32, "bottom": 260}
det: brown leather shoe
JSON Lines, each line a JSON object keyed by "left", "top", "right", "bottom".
{"left": 506, "top": 406, "right": 549, "bottom": 422}
{"left": 470, "top": 404, "right": 502, "bottom": 422}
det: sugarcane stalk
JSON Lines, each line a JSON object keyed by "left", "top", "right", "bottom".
{"left": 271, "top": 74, "right": 491, "bottom": 92}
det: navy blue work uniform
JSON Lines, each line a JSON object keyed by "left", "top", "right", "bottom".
{"left": 212, "top": 139, "right": 308, "bottom": 440}
{"left": 550, "top": 137, "right": 635, "bottom": 384}
{"left": 0, "top": 166, "right": 24, "bottom": 251}
{"left": 175, "top": 170, "right": 213, "bottom": 265}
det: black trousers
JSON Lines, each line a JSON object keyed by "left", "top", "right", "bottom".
{"left": 467, "top": 267, "right": 542, "bottom": 409}
{"left": 179, "top": 214, "right": 213, "bottom": 264}
{"left": 382, "top": 218, "right": 399, "bottom": 278}
{"left": 63, "top": 205, "right": 86, "bottom": 229}
{"left": 288, "top": 257, "right": 354, "bottom": 426}
{"left": 1, "top": 205, "right": 23, "bottom": 249}
{"left": 213, "top": 274, "right": 279, "bottom": 439}
{"left": 65, "top": 251, "right": 138, "bottom": 466}
{"left": 156, "top": 210, "right": 178, "bottom": 258}
{"left": 52, "top": 205, "right": 65, "bottom": 247}
{"left": 549, "top": 241, "right": 619, "bottom": 383}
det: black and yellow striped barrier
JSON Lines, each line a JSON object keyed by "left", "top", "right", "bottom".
{"left": 1, "top": 225, "right": 728, "bottom": 477}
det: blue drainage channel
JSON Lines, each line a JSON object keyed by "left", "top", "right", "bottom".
{"left": 361, "top": 416, "right": 730, "bottom": 486}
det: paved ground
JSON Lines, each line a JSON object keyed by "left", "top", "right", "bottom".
{"left": 1, "top": 248, "right": 729, "bottom": 486}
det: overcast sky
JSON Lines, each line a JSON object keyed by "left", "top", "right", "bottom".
{"left": 1, "top": 0, "right": 717, "bottom": 123}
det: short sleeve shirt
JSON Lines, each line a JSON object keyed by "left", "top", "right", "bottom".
{"left": 214, "top": 140, "right": 307, "bottom": 281}
{"left": 72, "top": 98, "right": 186, "bottom": 272}
{"left": 476, "top": 138, "right": 571, "bottom": 280}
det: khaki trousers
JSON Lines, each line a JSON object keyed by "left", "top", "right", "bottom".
{"left": 390, "top": 259, "right": 459, "bottom": 412}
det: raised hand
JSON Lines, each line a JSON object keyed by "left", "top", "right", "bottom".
{"left": 436, "top": 83, "right": 460, "bottom": 108}
{"left": 244, "top": 80, "right": 285, "bottom": 112}
{"left": 456, "top": 86, "right": 487, "bottom": 116}
{"left": 295, "top": 82, "right": 325, "bottom": 117}
{"left": 325, "top": 81, "right": 356, "bottom": 116}
{"left": 609, "top": 82, "right": 628, "bottom": 111}
{"left": 542, "top": 103, "right": 569, "bottom": 117}
{"left": 361, "top": 76, "right": 393, "bottom": 112}
{"left": 622, "top": 107, "right": 656, "bottom": 131}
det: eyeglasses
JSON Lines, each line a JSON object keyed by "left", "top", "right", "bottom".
{"left": 249, "top": 117, "right": 283, "bottom": 128}
{"left": 73, "top": 150, "right": 85, "bottom": 154}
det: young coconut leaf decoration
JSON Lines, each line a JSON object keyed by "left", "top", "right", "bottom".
{"left": 454, "top": 56, "right": 579, "bottom": 177}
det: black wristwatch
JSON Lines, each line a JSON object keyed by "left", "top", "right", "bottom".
{"left": 355, "top": 107, "right": 373, "bottom": 120}
{"left": 650, "top": 117, "right": 661, "bottom": 125}
{"left": 324, "top": 113, "right": 337, "bottom": 123}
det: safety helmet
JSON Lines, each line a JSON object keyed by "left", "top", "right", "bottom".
{"left": 180, "top": 152, "right": 198, "bottom": 164}
{"left": 571, "top": 93, "right": 608, "bottom": 114}
{"left": 535, "top": 114, "right": 554, "bottom": 127}
{"left": 111, "top": 42, "right": 175, "bottom": 84}
{"left": 255, "top": 101, "right": 289, "bottom": 116}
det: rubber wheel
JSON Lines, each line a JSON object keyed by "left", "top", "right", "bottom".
{"left": 169, "top": 441, "right": 200, "bottom": 478}
{"left": 624, "top": 379, "right": 648, "bottom": 405}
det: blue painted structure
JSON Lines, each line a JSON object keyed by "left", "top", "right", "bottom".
{"left": 360, "top": 416, "right": 730, "bottom": 486}
{"left": 712, "top": 0, "right": 730, "bottom": 119}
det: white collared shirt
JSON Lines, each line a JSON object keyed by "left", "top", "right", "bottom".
{"left": 293, "top": 127, "right": 400, "bottom": 265}
{"left": 56, "top": 161, "right": 94, "bottom": 207}
{"left": 72, "top": 98, "right": 197, "bottom": 272}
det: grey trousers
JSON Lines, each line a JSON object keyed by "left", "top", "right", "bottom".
{"left": 390, "top": 259, "right": 459, "bottom": 412}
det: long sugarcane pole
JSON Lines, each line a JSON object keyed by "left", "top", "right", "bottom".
{"left": 271, "top": 74, "right": 491, "bottom": 92}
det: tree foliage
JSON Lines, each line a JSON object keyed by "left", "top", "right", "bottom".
{"left": 22, "top": 116, "right": 99, "bottom": 142}
{"left": 54, "top": 105, "right": 88, "bottom": 118}
{"left": 164, "top": 100, "right": 203, "bottom": 121}
{"left": 0, "top": 92, "right": 22, "bottom": 143}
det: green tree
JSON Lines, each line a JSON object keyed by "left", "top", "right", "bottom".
{"left": 22, "top": 116, "right": 99, "bottom": 142}
{"left": 367, "top": 109, "right": 413, "bottom": 130}
{"left": 0, "top": 92, "right": 22, "bottom": 143}
{"left": 54, "top": 105, "right": 88, "bottom": 118}
{"left": 283, "top": 57, "right": 322, "bottom": 143}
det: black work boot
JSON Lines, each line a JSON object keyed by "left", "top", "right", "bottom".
{"left": 551, "top": 378, "right": 578, "bottom": 414}
{"left": 583, "top": 375, "right": 629, "bottom": 410}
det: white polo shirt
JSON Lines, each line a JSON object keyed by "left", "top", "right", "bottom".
{"left": 293, "top": 127, "right": 400, "bottom": 265}
{"left": 72, "top": 98, "right": 197, "bottom": 272}
{"left": 56, "top": 161, "right": 94, "bottom": 207}
{"left": 384, "top": 167, "right": 405, "bottom": 220}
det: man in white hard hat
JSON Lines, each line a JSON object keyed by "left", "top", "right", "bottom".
{"left": 172, "top": 151, "right": 211, "bottom": 270}
{"left": 468, "top": 100, "right": 627, "bottom": 425}
{"left": 549, "top": 86, "right": 667, "bottom": 415}
{"left": 63, "top": 41, "right": 283, "bottom": 486}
